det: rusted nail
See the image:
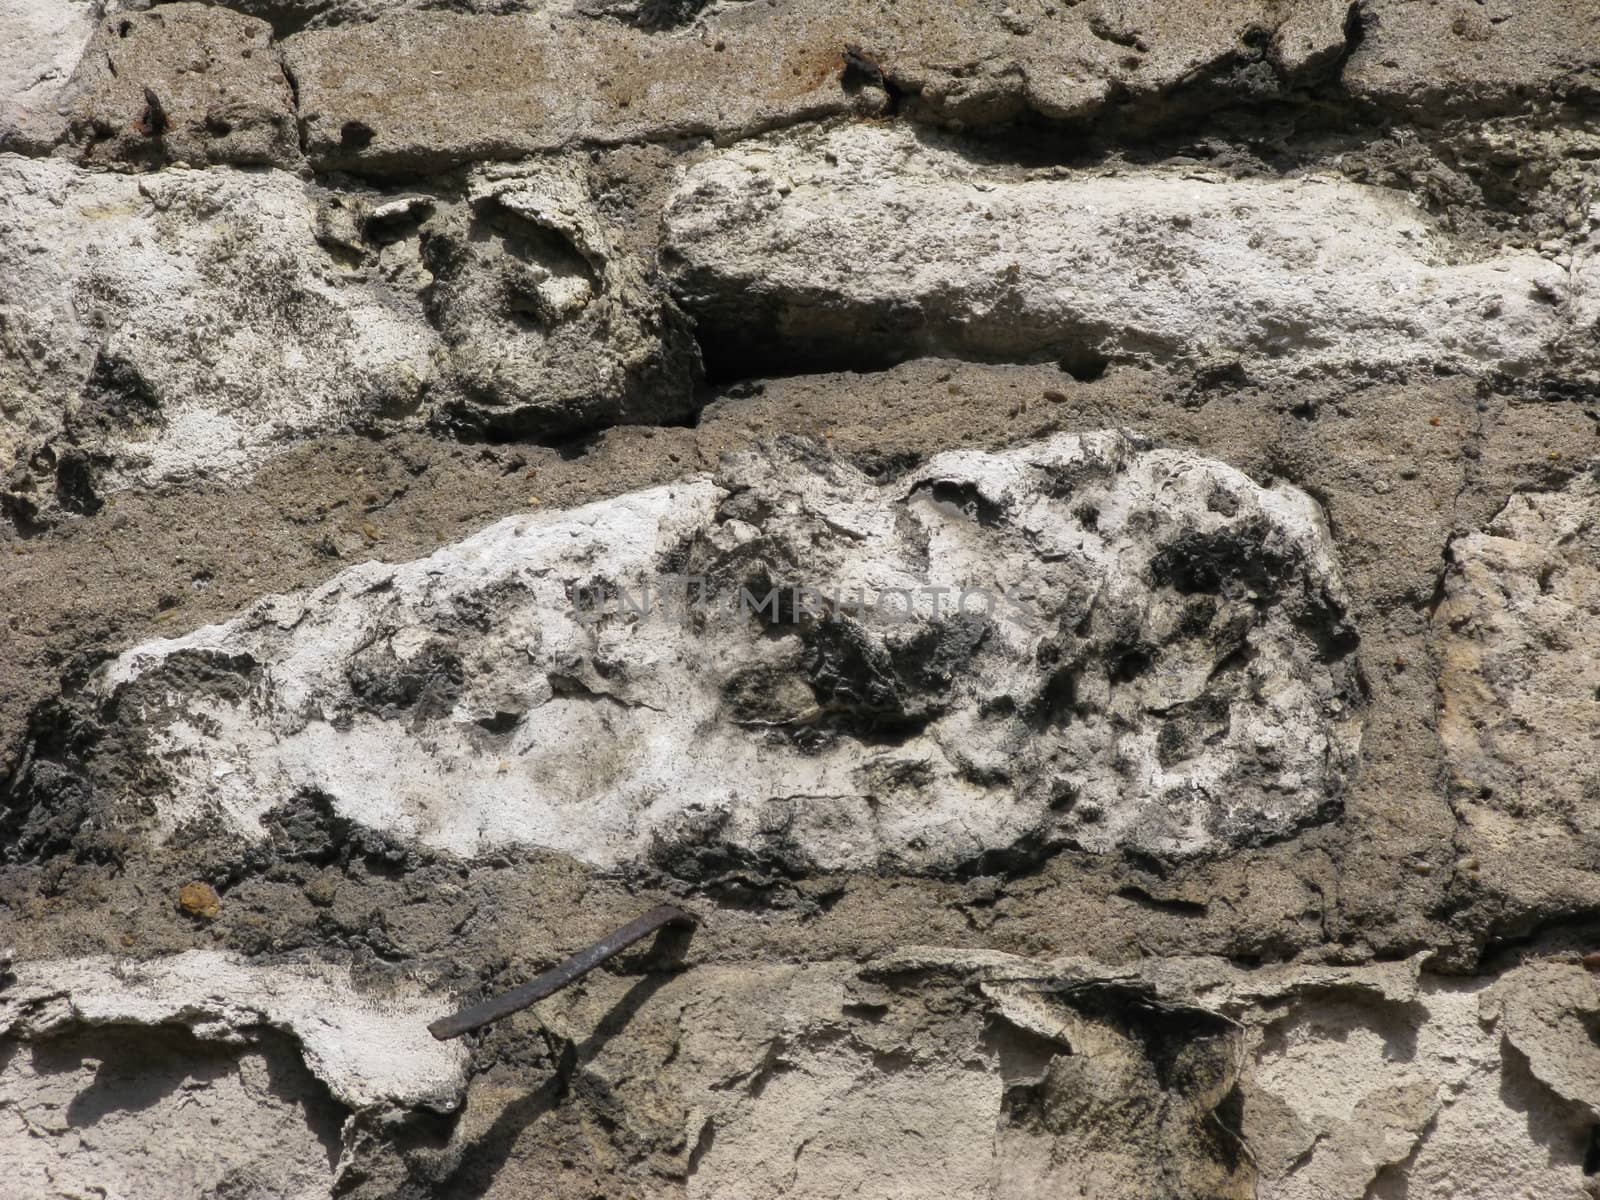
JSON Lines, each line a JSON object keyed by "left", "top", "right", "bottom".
{"left": 429, "top": 905, "right": 697, "bottom": 1041}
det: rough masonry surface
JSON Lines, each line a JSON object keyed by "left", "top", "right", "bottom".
{"left": 79, "top": 432, "right": 1361, "bottom": 872}
{"left": 3, "top": 0, "right": 1600, "bottom": 1196}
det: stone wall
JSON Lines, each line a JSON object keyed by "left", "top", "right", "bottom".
{"left": 2, "top": 1, "right": 1599, "bottom": 1196}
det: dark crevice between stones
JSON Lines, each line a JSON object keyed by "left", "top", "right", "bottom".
{"left": 687, "top": 302, "right": 1121, "bottom": 390}
{"left": 575, "top": 0, "right": 712, "bottom": 31}
{"left": 137, "top": 87, "right": 168, "bottom": 139}
{"left": 1116, "top": 885, "right": 1209, "bottom": 919}
{"left": 0, "top": 610, "right": 147, "bottom": 865}
{"left": 0, "top": 698, "right": 106, "bottom": 867}
{"left": 735, "top": 614, "right": 988, "bottom": 750}
{"left": 345, "top": 638, "right": 465, "bottom": 723}
{"left": 1466, "top": 906, "right": 1600, "bottom": 976}
{"left": 280, "top": 53, "right": 308, "bottom": 155}
{"left": 850, "top": 448, "right": 927, "bottom": 483}
{"left": 1060, "top": 349, "right": 1110, "bottom": 383}
{"left": 52, "top": 448, "right": 109, "bottom": 517}
{"left": 911, "top": 479, "right": 1008, "bottom": 528}
{"left": 74, "top": 349, "right": 164, "bottom": 440}
{"left": 1052, "top": 981, "right": 1238, "bottom": 1094}
{"left": 935, "top": 826, "right": 1068, "bottom": 885}
{"left": 1148, "top": 519, "right": 1294, "bottom": 601}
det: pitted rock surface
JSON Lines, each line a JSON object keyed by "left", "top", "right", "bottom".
{"left": 62, "top": 3, "right": 300, "bottom": 170}
{"left": 71, "top": 432, "right": 1360, "bottom": 872}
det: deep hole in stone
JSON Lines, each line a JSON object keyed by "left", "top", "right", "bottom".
{"left": 1059, "top": 349, "right": 1110, "bottom": 383}
{"left": 54, "top": 450, "right": 104, "bottom": 517}
{"left": 686, "top": 299, "right": 1113, "bottom": 390}
{"left": 339, "top": 120, "right": 375, "bottom": 150}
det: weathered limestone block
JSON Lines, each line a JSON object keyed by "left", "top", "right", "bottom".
{"left": 0, "top": 951, "right": 1256, "bottom": 1199}
{"left": 282, "top": 5, "right": 862, "bottom": 176}
{"left": 663, "top": 123, "right": 1569, "bottom": 383}
{"left": 1573, "top": 206, "right": 1600, "bottom": 346}
{"left": 55, "top": 432, "right": 1362, "bottom": 873}
{"left": 0, "top": 155, "right": 437, "bottom": 510}
{"left": 666, "top": 965, "right": 1038, "bottom": 1200}
{"left": 448, "top": 955, "right": 1259, "bottom": 1199}
{"left": 0, "top": 0, "right": 101, "bottom": 153}
{"left": 1345, "top": 0, "right": 1600, "bottom": 118}
{"left": 448, "top": 949, "right": 1600, "bottom": 1199}
{"left": 1, "top": 1024, "right": 344, "bottom": 1199}
{"left": 0, "top": 952, "right": 469, "bottom": 1197}
{"left": 0, "top": 951, "right": 468, "bottom": 1110}
{"left": 981, "top": 982, "right": 1250, "bottom": 1199}
{"left": 62, "top": 2, "right": 300, "bottom": 168}
{"left": 1432, "top": 470, "right": 1600, "bottom": 921}
{"left": 871, "top": 949, "right": 1600, "bottom": 1200}
{"left": 0, "top": 152, "right": 696, "bottom": 515}
{"left": 1, "top": 0, "right": 1599, "bottom": 1192}
{"left": 281, "top": 0, "right": 1352, "bottom": 176}
{"left": 1485, "top": 961, "right": 1600, "bottom": 1123}
{"left": 9, "top": 948, "right": 1592, "bottom": 1199}
{"left": 422, "top": 158, "right": 699, "bottom": 436}
{"left": 1243, "top": 961, "right": 1600, "bottom": 1200}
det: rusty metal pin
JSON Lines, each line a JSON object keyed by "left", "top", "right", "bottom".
{"left": 429, "top": 905, "right": 696, "bottom": 1041}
